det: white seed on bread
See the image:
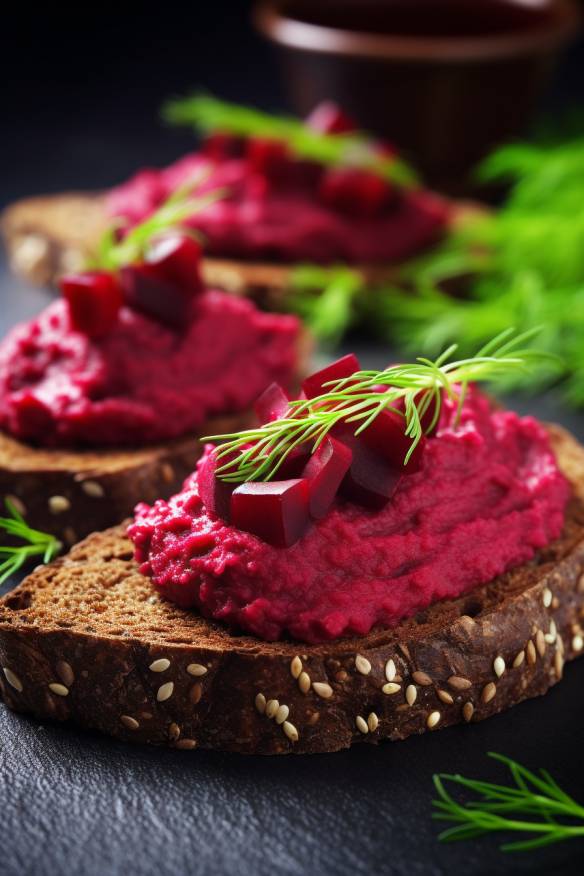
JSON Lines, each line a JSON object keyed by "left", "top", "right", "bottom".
{"left": 355, "top": 655, "right": 371, "bottom": 675}
{"left": 384, "top": 659, "right": 396, "bottom": 682}
{"left": 513, "top": 650, "right": 525, "bottom": 668}
{"left": 367, "top": 712, "right": 379, "bottom": 732}
{"left": 412, "top": 670, "right": 432, "bottom": 686}
{"left": 554, "top": 650, "right": 564, "bottom": 678}
{"left": 481, "top": 682, "right": 497, "bottom": 704}
{"left": 382, "top": 682, "right": 401, "bottom": 695}
{"left": 49, "top": 683, "right": 69, "bottom": 697}
{"left": 526, "top": 640, "right": 537, "bottom": 665}
{"left": 48, "top": 495, "right": 71, "bottom": 514}
{"left": 536, "top": 629, "right": 546, "bottom": 658}
{"left": 493, "top": 656, "right": 506, "bottom": 678}
{"left": 282, "top": 721, "right": 298, "bottom": 742}
{"left": 572, "top": 634, "right": 584, "bottom": 652}
{"left": 290, "top": 656, "right": 303, "bottom": 679}
{"left": 427, "top": 711, "right": 441, "bottom": 729}
{"left": 312, "top": 682, "right": 333, "bottom": 699}
{"left": 120, "top": 715, "right": 139, "bottom": 730}
{"left": 149, "top": 658, "right": 170, "bottom": 673}
{"left": 405, "top": 684, "right": 417, "bottom": 706}
{"left": 437, "top": 689, "right": 454, "bottom": 705}
{"left": 543, "top": 587, "right": 553, "bottom": 608}
{"left": 545, "top": 620, "right": 558, "bottom": 644}
{"left": 2, "top": 667, "right": 23, "bottom": 692}
{"left": 298, "top": 671, "right": 311, "bottom": 694}
{"left": 156, "top": 682, "right": 174, "bottom": 702}
{"left": 81, "top": 480, "right": 105, "bottom": 499}
{"left": 168, "top": 722, "right": 181, "bottom": 741}
{"left": 255, "top": 693, "right": 266, "bottom": 714}
{"left": 275, "top": 704, "right": 289, "bottom": 725}
{"left": 462, "top": 702, "right": 474, "bottom": 722}
{"left": 56, "top": 660, "right": 74, "bottom": 687}
{"left": 186, "top": 663, "right": 207, "bottom": 677}
{"left": 355, "top": 715, "right": 368, "bottom": 734}
{"left": 265, "top": 699, "right": 279, "bottom": 719}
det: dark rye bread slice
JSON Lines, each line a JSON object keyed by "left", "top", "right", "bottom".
{"left": 0, "top": 425, "right": 584, "bottom": 755}
{"left": 1, "top": 192, "right": 483, "bottom": 306}
{"left": 0, "top": 413, "right": 250, "bottom": 547}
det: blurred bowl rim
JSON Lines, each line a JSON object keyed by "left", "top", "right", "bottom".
{"left": 254, "top": 0, "right": 581, "bottom": 63}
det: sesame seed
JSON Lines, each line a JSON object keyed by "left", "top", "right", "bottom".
{"left": 367, "top": 712, "right": 379, "bottom": 732}
{"left": 555, "top": 651, "right": 564, "bottom": 679}
{"left": 161, "top": 463, "right": 175, "bottom": 484}
{"left": 156, "top": 682, "right": 174, "bottom": 702}
{"left": 120, "top": 715, "right": 139, "bottom": 730}
{"left": 481, "top": 682, "right": 497, "bottom": 704}
{"left": 426, "top": 711, "right": 441, "bottom": 729}
{"left": 536, "top": 629, "right": 546, "bottom": 658}
{"left": 572, "top": 634, "right": 584, "bottom": 652}
{"left": 149, "top": 658, "right": 170, "bottom": 673}
{"left": 527, "top": 640, "right": 537, "bottom": 665}
{"left": 168, "top": 723, "right": 181, "bottom": 741}
{"left": 48, "top": 495, "right": 71, "bottom": 514}
{"left": 265, "top": 699, "right": 279, "bottom": 719}
{"left": 290, "top": 656, "right": 303, "bottom": 679}
{"left": 56, "top": 660, "right": 74, "bottom": 687}
{"left": 275, "top": 704, "right": 290, "bottom": 725}
{"left": 186, "top": 663, "right": 207, "bottom": 677}
{"left": 189, "top": 683, "right": 203, "bottom": 705}
{"left": 382, "top": 682, "right": 401, "bottom": 695}
{"left": 356, "top": 715, "right": 369, "bottom": 734}
{"left": 49, "top": 683, "right": 69, "bottom": 697}
{"left": 298, "top": 671, "right": 311, "bottom": 694}
{"left": 2, "top": 667, "right": 23, "bottom": 692}
{"left": 355, "top": 655, "right": 371, "bottom": 675}
{"left": 542, "top": 587, "right": 553, "bottom": 608}
{"left": 437, "top": 689, "right": 454, "bottom": 705}
{"left": 447, "top": 675, "right": 472, "bottom": 691}
{"left": 385, "top": 659, "right": 396, "bottom": 682}
{"left": 175, "top": 739, "right": 197, "bottom": 750}
{"left": 312, "top": 682, "right": 333, "bottom": 699}
{"left": 463, "top": 702, "right": 474, "bottom": 722}
{"left": 406, "top": 684, "right": 417, "bottom": 706}
{"left": 255, "top": 693, "right": 266, "bottom": 714}
{"left": 283, "top": 721, "right": 299, "bottom": 742}
{"left": 513, "top": 650, "right": 525, "bottom": 668}
{"left": 493, "top": 656, "right": 506, "bottom": 678}
{"left": 412, "top": 671, "right": 432, "bottom": 686}
{"left": 81, "top": 480, "right": 105, "bottom": 499}
{"left": 5, "top": 495, "right": 26, "bottom": 517}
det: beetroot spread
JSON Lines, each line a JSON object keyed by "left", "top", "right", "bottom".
{"left": 0, "top": 293, "right": 299, "bottom": 447}
{"left": 106, "top": 152, "right": 449, "bottom": 265}
{"left": 129, "top": 390, "right": 569, "bottom": 644}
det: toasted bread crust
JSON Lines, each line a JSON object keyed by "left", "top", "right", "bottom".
{"left": 0, "top": 425, "right": 583, "bottom": 755}
{"left": 1, "top": 191, "right": 482, "bottom": 300}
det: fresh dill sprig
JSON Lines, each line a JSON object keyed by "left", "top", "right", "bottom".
{"left": 91, "top": 171, "right": 226, "bottom": 271}
{"left": 162, "top": 93, "right": 419, "bottom": 188}
{"left": 433, "top": 752, "right": 584, "bottom": 852}
{"left": 288, "top": 265, "right": 364, "bottom": 347}
{"left": 0, "top": 499, "right": 62, "bottom": 584}
{"left": 203, "top": 329, "right": 550, "bottom": 483}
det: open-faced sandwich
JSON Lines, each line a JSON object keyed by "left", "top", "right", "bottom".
{"left": 1, "top": 332, "right": 583, "bottom": 754}
{"left": 0, "top": 195, "right": 303, "bottom": 545}
{"left": 1, "top": 97, "right": 461, "bottom": 302}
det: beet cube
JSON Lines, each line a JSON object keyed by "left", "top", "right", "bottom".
{"left": 360, "top": 408, "right": 426, "bottom": 472}
{"left": 231, "top": 479, "right": 310, "bottom": 547}
{"left": 302, "top": 354, "right": 361, "bottom": 399}
{"left": 246, "top": 138, "right": 290, "bottom": 176}
{"left": 197, "top": 447, "right": 235, "bottom": 521}
{"left": 145, "top": 233, "right": 203, "bottom": 295}
{"left": 303, "top": 437, "right": 353, "bottom": 519}
{"left": 319, "top": 168, "right": 392, "bottom": 219}
{"left": 254, "top": 382, "right": 290, "bottom": 424}
{"left": 61, "top": 271, "right": 123, "bottom": 338}
{"left": 335, "top": 426, "right": 402, "bottom": 510}
{"left": 120, "top": 264, "right": 195, "bottom": 329}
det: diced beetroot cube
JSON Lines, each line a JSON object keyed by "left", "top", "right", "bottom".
{"left": 302, "top": 354, "right": 361, "bottom": 399}
{"left": 319, "top": 168, "right": 392, "bottom": 218}
{"left": 246, "top": 138, "right": 290, "bottom": 176}
{"left": 145, "top": 233, "right": 203, "bottom": 295}
{"left": 254, "top": 382, "right": 290, "bottom": 424}
{"left": 231, "top": 479, "right": 310, "bottom": 547}
{"left": 306, "top": 102, "right": 356, "bottom": 135}
{"left": 197, "top": 447, "right": 235, "bottom": 521}
{"left": 202, "top": 132, "right": 242, "bottom": 161}
{"left": 61, "top": 271, "right": 123, "bottom": 338}
{"left": 335, "top": 426, "right": 402, "bottom": 510}
{"left": 277, "top": 444, "right": 312, "bottom": 479}
{"left": 120, "top": 264, "right": 195, "bottom": 329}
{"left": 303, "top": 437, "right": 353, "bottom": 519}
{"left": 360, "top": 407, "right": 426, "bottom": 472}
{"left": 13, "top": 391, "right": 54, "bottom": 439}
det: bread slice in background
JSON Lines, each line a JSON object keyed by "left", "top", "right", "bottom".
{"left": 1, "top": 192, "right": 483, "bottom": 305}
{"left": 0, "top": 424, "right": 582, "bottom": 755}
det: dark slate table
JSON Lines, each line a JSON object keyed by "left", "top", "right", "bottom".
{"left": 1, "top": 258, "right": 584, "bottom": 876}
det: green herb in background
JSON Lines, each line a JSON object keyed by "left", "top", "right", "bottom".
{"left": 204, "top": 329, "right": 554, "bottom": 483}
{"left": 162, "top": 94, "right": 419, "bottom": 188}
{"left": 288, "top": 265, "right": 363, "bottom": 347}
{"left": 0, "top": 499, "right": 62, "bottom": 584}
{"left": 433, "top": 753, "right": 584, "bottom": 852}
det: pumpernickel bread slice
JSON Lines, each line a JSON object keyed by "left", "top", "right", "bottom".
{"left": 1, "top": 192, "right": 482, "bottom": 305}
{"left": 0, "top": 424, "right": 583, "bottom": 755}
{"left": 0, "top": 413, "right": 249, "bottom": 547}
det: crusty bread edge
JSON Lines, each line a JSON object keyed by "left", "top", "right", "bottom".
{"left": 0, "top": 425, "right": 583, "bottom": 754}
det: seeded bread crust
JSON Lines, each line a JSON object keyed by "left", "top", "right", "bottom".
{"left": 1, "top": 192, "right": 481, "bottom": 303}
{"left": 0, "top": 424, "right": 583, "bottom": 755}
{"left": 0, "top": 413, "right": 250, "bottom": 546}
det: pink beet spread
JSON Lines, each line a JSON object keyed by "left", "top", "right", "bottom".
{"left": 129, "top": 389, "right": 569, "bottom": 643}
{"left": 106, "top": 153, "right": 449, "bottom": 264}
{"left": 0, "top": 293, "right": 299, "bottom": 447}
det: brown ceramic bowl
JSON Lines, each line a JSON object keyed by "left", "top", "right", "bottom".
{"left": 254, "top": 0, "right": 580, "bottom": 194}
